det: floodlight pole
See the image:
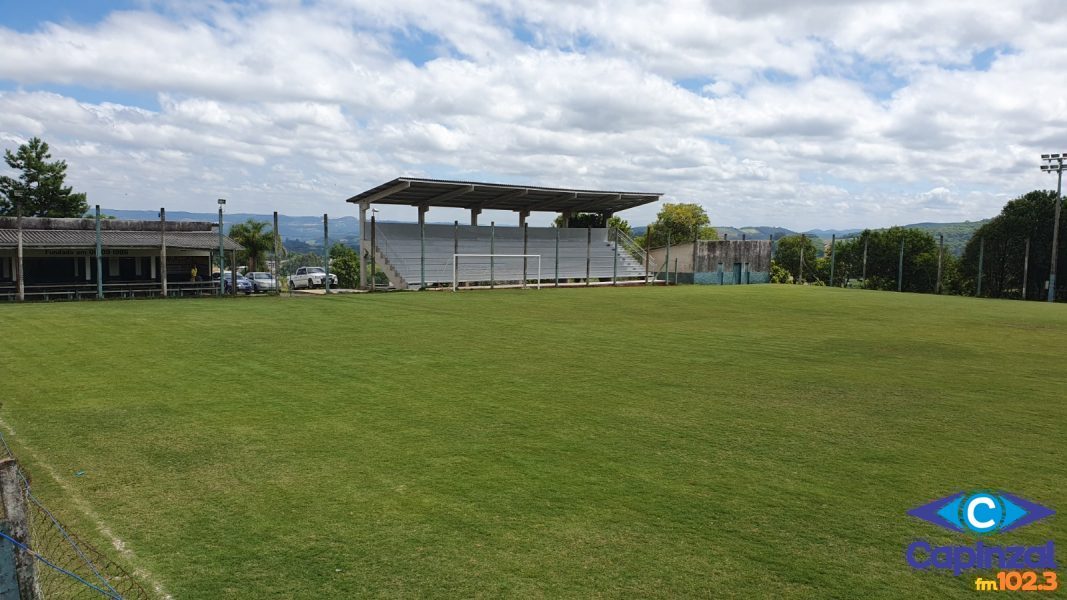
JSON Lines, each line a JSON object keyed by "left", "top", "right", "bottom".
{"left": 218, "top": 199, "right": 226, "bottom": 296}
{"left": 1043, "top": 156, "right": 1064, "bottom": 302}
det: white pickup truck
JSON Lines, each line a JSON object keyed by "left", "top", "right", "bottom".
{"left": 288, "top": 266, "right": 338, "bottom": 289}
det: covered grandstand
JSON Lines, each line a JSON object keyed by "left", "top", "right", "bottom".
{"left": 0, "top": 215, "right": 242, "bottom": 301}
{"left": 345, "top": 178, "right": 662, "bottom": 290}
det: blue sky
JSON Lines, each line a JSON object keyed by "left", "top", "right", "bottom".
{"left": 0, "top": 0, "right": 133, "bottom": 31}
{"left": 0, "top": 1, "right": 1062, "bottom": 229}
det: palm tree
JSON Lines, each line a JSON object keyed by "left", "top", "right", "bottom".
{"left": 228, "top": 219, "right": 274, "bottom": 272}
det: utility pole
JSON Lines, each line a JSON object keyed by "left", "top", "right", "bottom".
{"left": 798, "top": 234, "right": 804, "bottom": 283}
{"left": 1040, "top": 154, "right": 1064, "bottom": 302}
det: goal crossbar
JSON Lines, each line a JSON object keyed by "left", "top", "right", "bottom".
{"left": 452, "top": 254, "right": 542, "bottom": 291}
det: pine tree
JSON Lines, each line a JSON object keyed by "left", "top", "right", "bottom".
{"left": 0, "top": 137, "right": 89, "bottom": 217}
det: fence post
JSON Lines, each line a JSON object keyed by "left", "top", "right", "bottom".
{"left": 977, "top": 236, "right": 984, "bottom": 297}
{"left": 1023, "top": 237, "right": 1030, "bottom": 300}
{"left": 554, "top": 227, "right": 560, "bottom": 287}
{"left": 612, "top": 227, "right": 618, "bottom": 286}
{"left": 95, "top": 205, "right": 104, "bottom": 299}
{"left": 693, "top": 233, "right": 699, "bottom": 283}
{"left": 370, "top": 215, "right": 376, "bottom": 293}
{"left": 0, "top": 458, "right": 40, "bottom": 600}
{"left": 897, "top": 236, "right": 905, "bottom": 292}
{"left": 273, "top": 211, "right": 280, "bottom": 295}
{"left": 829, "top": 233, "right": 836, "bottom": 287}
{"left": 861, "top": 234, "right": 869, "bottom": 283}
{"left": 665, "top": 232, "right": 671, "bottom": 285}
{"left": 420, "top": 218, "right": 426, "bottom": 290}
{"left": 160, "top": 208, "right": 168, "bottom": 298}
{"left": 453, "top": 221, "right": 459, "bottom": 289}
{"left": 644, "top": 226, "right": 651, "bottom": 284}
{"left": 323, "top": 214, "right": 330, "bottom": 294}
{"left": 523, "top": 223, "right": 529, "bottom": 288}
{"left": 585, "top": 226, "right": 591, "bottom": 286}
{"left": 936, "top": 233, "right": 944, "bottom": 294}
{"left": 490, "top": 222, "right": 495, "bottom": 289}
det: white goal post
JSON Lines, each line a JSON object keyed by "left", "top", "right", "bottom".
{"left": 452, "top": 254, "right": 542, "bottom": 292}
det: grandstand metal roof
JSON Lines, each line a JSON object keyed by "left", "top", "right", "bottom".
{"left": 345, "top": 178, "right": 662, "bottom": 213}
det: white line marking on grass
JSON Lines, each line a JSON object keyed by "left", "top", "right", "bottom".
{"left": 0, "top": 417, "right": 173, "bottom": 600}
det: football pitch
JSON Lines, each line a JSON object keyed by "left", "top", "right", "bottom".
{"left": 0, "top": 286, "right": 1063, "bottom": 598}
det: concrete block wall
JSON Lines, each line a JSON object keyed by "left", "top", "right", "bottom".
{"left": 651, "top": 239, "right": 772, "bottom": 285}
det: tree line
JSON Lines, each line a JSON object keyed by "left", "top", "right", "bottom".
{"left": 772, "top": 189, "right": 1066, "bottom": 300}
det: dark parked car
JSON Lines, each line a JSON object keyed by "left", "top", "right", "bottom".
{"left": 214, "top": 272, "right": 253, "bottom": 294}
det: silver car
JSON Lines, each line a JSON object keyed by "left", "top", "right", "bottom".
{"left": 246, "top": 271, "right": 278, "bottom": 293}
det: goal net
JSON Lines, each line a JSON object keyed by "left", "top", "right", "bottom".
{"left": 452, "top": 254, "right": 542, "bottom": 291}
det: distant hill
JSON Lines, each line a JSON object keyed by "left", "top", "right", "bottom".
{"left": 103, "top": 209, "right": 362, "bottom": 244}
{"left": 631, "top": 225, "right": 795, "bottom": 240}
{"left": 102, "top": 209, "right": 986, "bottom": 256}
{"left": 899, "top": 221, "right": 987, "bottom": 255}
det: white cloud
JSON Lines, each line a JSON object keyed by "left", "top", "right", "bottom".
{"left": 1, "top": 1, "right": 1066, "bottom": 229}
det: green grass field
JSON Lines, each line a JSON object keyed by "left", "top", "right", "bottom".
{"left": 0, "top": 286, "right": 1064, "bottom": 599}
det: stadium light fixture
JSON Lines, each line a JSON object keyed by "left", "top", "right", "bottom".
{"left": 1040, "top": 154, "right": 1065, "bottom": 302}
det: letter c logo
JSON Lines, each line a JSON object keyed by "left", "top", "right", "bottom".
{"left": 964, "top": 494, "right": 1000, "bottom": 533}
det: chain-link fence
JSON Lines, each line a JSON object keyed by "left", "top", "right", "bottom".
{"left": 0, "top": 434, "right": 150, "bottom": 599}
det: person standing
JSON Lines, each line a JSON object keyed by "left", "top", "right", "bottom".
{"left": 190, "top": 264, "right": 199, "bottom": 281}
